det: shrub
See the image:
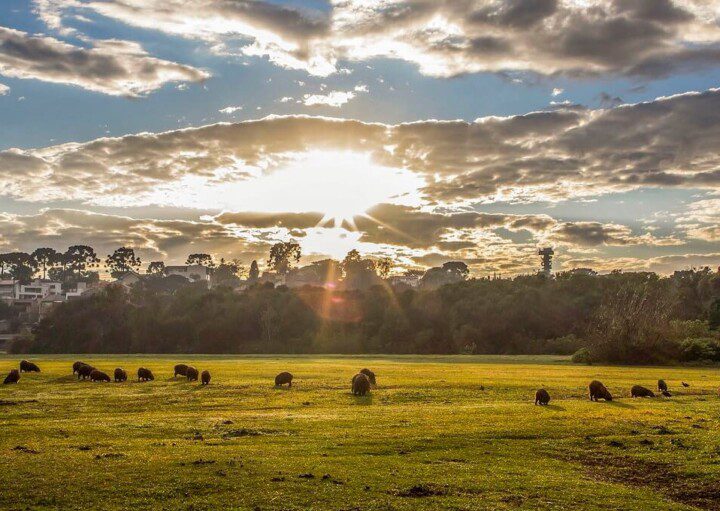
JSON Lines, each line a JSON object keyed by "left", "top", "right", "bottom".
{"left": 571, "top": 347, "right": 593, "bottom": 365}
{"left": 679, "top": 337, "right": 720, "bottom": 363}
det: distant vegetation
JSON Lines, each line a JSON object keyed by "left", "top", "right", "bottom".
{"left": 11, "top": 267, "right": 720, "bottom": 365}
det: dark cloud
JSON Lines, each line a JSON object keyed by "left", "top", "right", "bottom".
{"left": 0, "top": 26, "right": 209, "bottom": 96}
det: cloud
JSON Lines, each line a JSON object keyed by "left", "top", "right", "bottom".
{"left": 303, "top": 90, "right": 357, "bottom": 107}
{"left": 547, "top": 221, "right": 681, "bottom": 247}
{"left": 0, "top": 25, "right": 209, "bottom": 96}
{"left": 34, "top": 0, "right": 720, "bottom": 78}
{"left": 0, "top": 208, "right": 271, "bottom": 266}
{"left": 551, "top": 87, "right": 563, "bottom": 97}
{"left": 4, "top": 87, "right": 720, "bottom": 206}
{"left": 219, "top": 105, "right": 243, "bottom": 114}
{"left": 0, "top": 83, "right": 9, "bottom": 95}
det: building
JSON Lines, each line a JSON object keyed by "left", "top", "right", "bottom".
{"left": 114, "top": 271, "right": 144, "bottom": 290}
{"left": 0, "top": 279, "right": 61, "bottom": 301}
{"left": 164, "top": 265, "right": 211, "bottom": 283}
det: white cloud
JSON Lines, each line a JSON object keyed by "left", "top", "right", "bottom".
{"left": 552, "top": 87, "right": 564, "bottom": 97}
{"left": 0, "top": 83, "right": 9, "bottom": 95}
{"left": 302, "top": 90, "right": 356, "bottom": 107}
{"left": 219, "top": 105, "right": 243, "bottom": 114}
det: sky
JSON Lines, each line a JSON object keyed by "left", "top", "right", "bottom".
{"left": 1, "top": 0, "right": 720, "bottom": 276}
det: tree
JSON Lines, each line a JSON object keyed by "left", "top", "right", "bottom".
{"left": 267, "top": 242, "right": 301, "bottom": 275}
{"left": 248, "top": 260, "right": 260, "bottom": 282}
{"left": 212, "top": 259, "right": 243, "bottom": 287}
{"left": 375, "top": 257, "right": 393, "bottom": 279}
{"left": 186, "top": 254, "right": 215, "bottom": 268}
{"left": 710, "top": 298, "right": 720, "bottom": 331}
{"left": 147, "top": 261, "right": 165, "bottom": 275}
{"left": 342, "top": 250, "right": 379, "bottom": 290}
{"left": 420, "top": 261, "right": 469, "bottom": 289}
{"left": 106, "top": 247, "right": 142, "bottom": 279}
{"left": 63, "top": 245, "right": 100, "bottom": 277}
{"left": 31, "top": 248, "right": 59, "bottom": 280}
{"left": 6, "top": 252, "right": 36, "bottom": 284}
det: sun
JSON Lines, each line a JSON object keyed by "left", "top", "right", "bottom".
{"left": 175, "top": 150, "right": 422, "bottom": 224}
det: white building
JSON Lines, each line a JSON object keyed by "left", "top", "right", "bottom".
{"left": 164, "top": 265, "right": 211, "bottom": 283}
{"left": 0, "top": 279, "right": 62, "bottom": 301}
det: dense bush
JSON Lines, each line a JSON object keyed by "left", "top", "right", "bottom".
{"left": 17, "top": 268, "right": 720, "bottom": 364}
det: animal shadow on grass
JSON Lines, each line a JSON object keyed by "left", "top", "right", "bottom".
{"left": 349, "top": 394, "right": 374, "bottom": 406}
{"left": 541, "top": 404, "right": 565, "bottom": 412}
{"left": 50, "top": 375, "right": 79, "bottom": 384}
{"left": 606, "top": 400, "right": 634, "bottom": 409}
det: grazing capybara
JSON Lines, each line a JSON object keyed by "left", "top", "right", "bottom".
{"left": 3, "top": 369, "right": 20, "bottom": 384}
{"left": 631, "top": 385, "right": 655, "bottom": 398}
{"left": 352, "top": 373, "right": 371, "bottom": 396}
{"left": 275, "top": 371, "right": 293, "bottom": 387}
{"left": 661, "top": 390, "right": 672, "bottom": 397}
{"left": 73, "top": 361, "right": 86, "bottom": 374}
{"left": 174, "top": 364, "right": 188, "bottom": 377}
{"left": 658, "top": 379, "right": 668, "bottom": 392}
{"left": 89, "top": 370, "right": 111, "bottom": 382}
{"left": 360, "top": 368, "right": 376, "bottom": 386}
{"left": 535, "top": 389, "right": 551, "bottom": 405}
{"left": 77, "top": 364, "right": 94, "bottom": 380}
{"left": 201, "top": 370, "right": 210, "bottom": 385}
{"left": 589, "top": 380, "right": 613, "bottom": 401}
{"left": 185, "top": 366, "right": 199, "bottom": 381}
{"left": 19, "top": 360, "right": 40, "bottom": 372}
{"left": 114, "top": 368, "right": 127, "bottom": 382}
{"left": 137, "top": 367, "right": 154, "bottom": 381}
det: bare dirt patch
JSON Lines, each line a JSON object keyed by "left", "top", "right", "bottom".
{"left": 563, "top": 450, "right": 720, "bottom": 510}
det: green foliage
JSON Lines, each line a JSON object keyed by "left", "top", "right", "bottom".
{"left": 105, "top": 247, "right": 142, "bottom": 278}
{"left": 571, "top": 347, "right": 593, "bottom": 365}
{"left": 267, "top": 242, "right": 301, "bottom": 275}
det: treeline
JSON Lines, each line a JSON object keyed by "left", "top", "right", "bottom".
{"left": 11, "top": 267, "right": 720, "bottom": 364}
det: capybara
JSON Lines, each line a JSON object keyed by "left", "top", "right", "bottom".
{"left": 114, "top": 368, "right": 127, "bottom": 382}
{"left": 201, "top": 370, "right": 210, "bottom": 385}
{"left": 352, "top": 373, "right": 371, "bottom": 396}
{"left": 275, "top": 371, "right": 293, "bottom": 387}
{"left": 77, "top": 364, "right": 94, "bottom": 380}
{"left": 19, "top": 360, "right": 40, "bottom": 373}
{"left": 589, "top": 380, "right": 612, "bottom": 401}
{"left": 662, "top": 390, "right": 672, "bottom": 397}
{"left": 658, "top": 379, "right": 668, "bottom": 392}
{"left": 73, "top": 361, "right": 86, "bottom": 375}
{"left": 186, "top": 366, "right": 199, "bottom": 381}
{"left": 360, "top": 368, "right": 376, "bottom": 386}
{"left": 3, "top": 369, "right": 20, "bottom": 384}
{"left": 535, "top": 388, "right": 551, "bottom": 405}
{"left": 174, "top": 364, "right": 188, "bottom": 377}
{"left": 631, "top": 385, "right": 655, "bottom": 398}
{"left": 137, "top": 367, "right": 154, "bottom": 381}
{"left": 89, "top": 370, "right": 111, "bottom": 382}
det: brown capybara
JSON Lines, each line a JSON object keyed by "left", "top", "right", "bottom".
{"left": 137, "top": 367, "right": 154, "bottom": 381}
{"left": 77, "top": 364, "right": 95, "bottom": 380}
{"left": 73, "top": 361, "right": 86, "bottom": 374}
{"left": 174, "top": 364, "right": 188, "bottom": 377}
{"left": 631, "top": 385, "right": 655, "bottom": 398}
{"left": 661, "top": 390, "right": 672, "bottom": 397}
{"left": 89, "top": 370, "right": 111, "bottom": 382}
{"left": 186, "top": 366, "right": 199, "bottom": 381}
{"left": 589, "top": 380, "right": 612, "bottom": 401}
{"left": 19, "top": 360, "right": 40, "bottom": 372}
{"left": 360, "top": 368, "right": 376, "bottom": 386}
{"left": 114, "top": 368, "right": 127, "bottom": 382}
{"left": 3, "top": 369, "right": 20, "bottom": 384}
{"left": 275, "top": 371, "right": 293, "bottom": 387}
{"left": 201, "top": 370, "right": 210, "bottom": 385}
{"left": 658, "top": 379, "right": 668, "bottom": 392}
{"left": 535, "top": 389, "right": 551, "bottom": 405}
{"left": 352, "top": 373, "right": 371, "bottom": 396}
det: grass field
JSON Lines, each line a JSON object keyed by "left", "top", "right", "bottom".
{"left": 2, "top": 355, "right": 720, "bottom": 511}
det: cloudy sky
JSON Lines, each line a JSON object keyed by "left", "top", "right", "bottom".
{"left": 1, "top": 0, "right": 720, "bottom": 276}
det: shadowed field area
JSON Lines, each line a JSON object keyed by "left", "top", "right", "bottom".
{"left": 1, "top": 355, "right": 720, "bottom": 511}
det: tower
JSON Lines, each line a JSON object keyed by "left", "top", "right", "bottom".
{"left": 538, "top": 247, "right": 554, "bottom": 276}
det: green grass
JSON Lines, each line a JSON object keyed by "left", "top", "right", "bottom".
{"left": 1, "top": 354, "right": 720, "bottom": 511}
